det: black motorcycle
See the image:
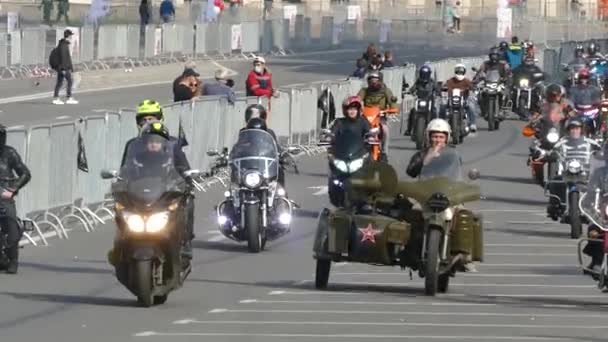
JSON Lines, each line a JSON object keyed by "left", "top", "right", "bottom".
{"left": 513, "top": 72, "right": 544, "bottom": 119}
{"left": 0, "top": 208, "right": 33, "bottom": 270}
{"left": 411, "top": 87, "right": 439, "bottom": 150}
{"left": 444, "top": 87, "right": 469, "bottom": 145}
{"left": 102, "top": 140, "right": 199, "bottom": 307}
{"left": 213, "top": 129, "right": 299, "bottom": 253}
{"left": 318, "top": 128, "right": 375, "bottom": 207}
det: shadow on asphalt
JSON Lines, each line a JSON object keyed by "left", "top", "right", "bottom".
{"left": 486, "top": 227, "right": 570, "bottom": 239}
{"left": 187, "top": 277, "right": 425, "bottom": 297}
{"left": 478, "top": 174, "right": 536, "bottom": 184}
{"left": 19, "top": 262, "right": 112, "bottom": 275}
{"left": 0, "top": 291, "right": 134, "bottom": 307}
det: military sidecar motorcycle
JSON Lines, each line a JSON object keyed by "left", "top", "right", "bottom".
{"left": 312, "top": 156, "right": 483, "bottom": 296}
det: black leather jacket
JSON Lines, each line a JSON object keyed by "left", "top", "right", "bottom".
{"left": 0, "top": 146, "right": 31, "bottom": 193}
{"left": 120, "top": 136, "right": 191, "bottom": 175}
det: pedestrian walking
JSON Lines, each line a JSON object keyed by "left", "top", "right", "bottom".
{"left": 160, "top": 0, "right": 175, "bottom": 23}
{"left": 139, "top": 0, "right": 151, "bottom": 26}
{"left": 51, "top": 29, "right": 78, "bottom": 105}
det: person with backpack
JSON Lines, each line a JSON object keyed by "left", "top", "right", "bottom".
{"left": 50, "top": 29, "right": 78, "bottom": 105}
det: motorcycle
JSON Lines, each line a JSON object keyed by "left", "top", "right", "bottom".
{"left": 589, "top": 59, "right": 607, "bottom": 91}
{"left": 313, "top": 151, "right": 483, "bottom": 296}
{"left": 574, "top": 103, "right": 600, "bottom": 138}
{"left": 561, "top": 63, "right": 586, "bottom": 94}
{"left": 361, "top": 106, "right": 399, "bottom": 160}
{"left": 410, "top": 88, "right": 438, "bottom": 150}
{"left": 318, "top": 128, "right": 377, "bottom": 207}
{"left": 544, "top": 144, "right": 593, "bottom": 238}
{"left": 102, "top": 139, "right": 200, "bottom": 307}
{"left": 475, "top": 68, "right": 505, "bottom": 131}
{"left": 599, "top": 99, "right": 608, "bottom": 142}
{"left": 513, "top": 72, "right": 544, "bottom": 120}
{"left": 444, "top": 87, "right": 470, "bottom": 145}
{"left": 0, "top": 207, "right": 33, "bottom": 270}
{"left": 523, "top": 118, "right": 563, "bottom": 186}
{"left": 213, "top": 129, "right": 300, "bottom": 253}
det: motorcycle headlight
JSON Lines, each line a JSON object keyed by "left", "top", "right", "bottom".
{"left": 348, "top": 157, "right": 365, "bottom": 173}
{"left": 333, "top": 159, "right": 348, "bottom": 173}
{"left": 146, "top": 211, "right": 169, "bottom": 233}
{"left": 488, "top": 83, "right": 498, "bottom": 89}
{"left": 244, "top": 171, "right": 262, "bottom": 188}
{"left": 427, "top": 192, "right": 450, "bottom": 213}
{"left": 123, "top": 211, "right": 145, "bottom": 233}
{"left": 519, "top": 79, "right": 529, "bottom": 87}
{"left": 546, "top": 130, "right": 559, "bottom": 144}
{"left": 604, "top": 205, "right": 608, "bottom": 217}
{"left": 567, "top": 160, "right": 582, "bottom": 174}
{"left": 419, "top": 101, "right": 427, "bottom": 107}
{"left": 442, "top": 208, "right": 454, "bottom": 221}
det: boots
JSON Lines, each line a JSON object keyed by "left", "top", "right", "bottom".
{"left": 6, "top": 248, "right": 17, "bottom": 274}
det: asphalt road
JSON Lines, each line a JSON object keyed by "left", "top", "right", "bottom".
{"left": 2, "top": 46, "right": 606, "bottom": 342}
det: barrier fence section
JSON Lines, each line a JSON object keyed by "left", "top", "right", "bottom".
{"left": 2, "top": 15, "right": 608, "bottom": 78}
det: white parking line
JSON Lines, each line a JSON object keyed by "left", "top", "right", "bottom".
{"left": 133, "top": 332, "right": 576, "bottom": 340}
{"left": 206, "top": 308, "right": 606, "bottom": 318}
{"left": 296, "top": 280, "right": 592, "bottom": 289}
{"left": 330, "top": 273, "right": 581, "bottom": 278}
{"left": 166, "top": 319, "right": 608, "bottom": 329}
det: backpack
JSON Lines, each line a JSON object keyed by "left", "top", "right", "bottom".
{"left": 49, "top": 47, "right": 60, "bottom": 70}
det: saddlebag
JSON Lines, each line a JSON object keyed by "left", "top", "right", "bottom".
{"left": 451, "top": 209, "right": 483, "bottom": 262}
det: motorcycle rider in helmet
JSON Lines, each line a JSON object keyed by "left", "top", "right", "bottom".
{"left": 545, "top": 117, "right": 601, "bottom": 220}
{"left": 406, "top": 119, "right": 476, "bottom": 271}
{"left": 582, "top": 143, "right": 608, "bottom": 275}
{"left": 357, "top": 71, "right": 397, "bottom": 155}
{"left": 497, "top": 41, "right": 509, "bottom": 62}
{"left": 568, "top": 68, "right": 602, "bottom": 118}
{"left": 0, "top": 125, "right": 31, "bottom": 274}
{"left": 445, "top": 64, "right": 479, "bottom": 132}
{"left": 243, "top": 104, "right": 286, "bottom": 187}
{"left": 523, "top": 40, "right": 535, "bottom": 59}
{"left": 530, "top": 83, "right": 573, "bottom": 122}
{"left": 330, "top": 96, "right": 370, "bottom": 141}
{"left": 586, "top": 41, "right": 604, "bottom": 63}
{"left": 474, "top": 47, "right": 512, "bottom": 110}
{"left": 506, "top": 36, "right": 524, "bottom": 69}
{"left": 511, "top": 55, "right": 545, "bottom": 120}
{"left": 404, "top": 65, "right": 441, "bottom": 136}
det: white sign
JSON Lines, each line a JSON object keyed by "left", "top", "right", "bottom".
{"left": 347, "top": 5, "right": 361, "bottom": 21}
{"left": 154, "top": 27, "right": 162, "bottom": 55}
{"left": 283, "top": 5, "right": 297, "bottom": 20}
{"left": 496, "top": 8, "right": 512, "bottom": 38}
{"left": 56, "top": 27, "right": 80, "bottom": 60}
{"left": 231, "top": 24, "right": 242, "bottom": 50}
{"left": 379, "top": 20, "right": 391, "bottom": 44}
{"left": 7, "top": 12, "right": 18, "bottom": 33}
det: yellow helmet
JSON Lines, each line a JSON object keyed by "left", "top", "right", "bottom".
{"left": 136, "top": 99, "right": 164, "bottom": 125}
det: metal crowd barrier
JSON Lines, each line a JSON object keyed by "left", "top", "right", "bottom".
{"left": 2, "top": 14, "right": 608, "bottom": 79}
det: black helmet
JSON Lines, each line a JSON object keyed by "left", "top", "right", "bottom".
{"left": 575, "top": 44, "right": 584, "bottom": 57}
{"left": 499, "top": 41, "right": 508, "bottom": 50}
{"left": 140, "top": 121, "right": 170, "bottom": 141}
{"left": 489, "top": 47, "right": 500, "bottom": 62}
{"left": 565, "top": 117, "right": 583, "bottom": 130}
{"left": 0, "top": 124, "right": 6, "bottom": 149}
{"left": 246, "top": 117, "right": 267, "bottom": 130}
{"left": 244, "top": 104, "right": 268, "bottom": 123}
{"left": 511, "top": 36, "right": 519, "bottom": 44}
{"left": 418, "top": 65, "right": 432, "bottom": 81}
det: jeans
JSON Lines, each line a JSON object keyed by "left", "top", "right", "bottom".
{"left": 466, "top": 97, "right": 479, "bottom": 125}
{"left": 0, "top": 200, "right": 20, "bottom": 263}
{"left": 54, "top": 70, "right": 73, "bottom": 98}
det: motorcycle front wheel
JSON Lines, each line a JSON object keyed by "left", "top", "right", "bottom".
{"left": 245, "top": 203, "right": 262, "bottom": 253}
{"left": 569, "top": 192, "right": 582, "bottom": 239}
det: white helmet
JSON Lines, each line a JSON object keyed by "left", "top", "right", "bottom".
{"left": 454, "top": 63, "right": 466, "bottom": 81}
{"left": 253, "top": 56, "right": 266, "bottom": 64}
{"left": 425, "top": 118, "right": 451, "bottom": 143}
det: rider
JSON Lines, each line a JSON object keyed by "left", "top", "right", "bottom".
{"left": 546, "top": 117, "right": 601, "bottom": 219}
{"left": 497, "top": 41, "right": 509, "bottom": 63}
{"left": 405, "top": 65, "right": 440, "bottom": 136}
{"left": 530, "top": 83, "right": 572, "bottom": 122}
{"left": 406, "top": 119, "right": 476, "bottom": 272}
{"left": 523, "top": 40, "right": 535, "bottom": 59}
{"left": 586, "top": 41, "right": 604, "bottom": 63}
{"left": 568, "top": 68, "right": 602, "bottom": 113}
{"left": 475, "top": 47, "right": 512, "bottom": 109}
{"left": 0, "top": 125, "right": 31, "bottom": 274}
{"left": 582, "top": 143, "right": 608, "bottom": 274}
{"left": 357, "top": 71, "right": 397, "bottom": 155}
{"left": 511, "top": 55, "right": 544, "bottom": 119}
{"left": 445, "top": 63, "right": 479, "bottom": 132}
{"left": 330, "top": 96, "right": 370, "bottom": 142}
{"left": 506, "top": 36, "right": 524, "bottom": 69}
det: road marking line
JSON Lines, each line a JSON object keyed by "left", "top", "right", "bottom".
{"left": 207, "top": 234, "right": 226, "bottom": 242}
{"left": 487, "top": 294, "right": 607, "bottom": 298}
{"left": 485, "top": 253, "right": 573, "bottom": 256}
{"left": 507, "top": 221, "right": 555, "bottom": 224}
{"left": 485, "top": 244, "right": 574, "bottom": 247}
{"left": 169, "top": 319, "right": 608, "bottom": 329}
{"left": 330, "top": 272, "right": 581, "bottom": 278}
{"left": 236, "top": 299, "right": 597, "bottom": 308}
{"left": 55, "top": 115, "right": 71, "bottom": 119}
{"left": 296, "top": 280, "right": 592, "bottom": 289}
{"left": 207, "top": 308, "right": 606, "bottom": 318}
{"left": 308, "top": 185, "right": 328, "bottom": 196}
{"left": 133, "top": 332, "right": 574, "bottom": 340}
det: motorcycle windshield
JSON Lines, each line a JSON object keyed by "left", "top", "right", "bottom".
{"left": 333, "top": 130, "right": 368, "bottom": 162}
{"left": 580, "top": 169, "right": 608, "bottom": 229}
{"left": 420, "top": 148, "right": 463, "bottom": 181}
{"left": 486, "top": 69, "right": 501, "bottom": 83}
{"left": 115, "top": 137, "right": 184, "bottom": 207}
{"left": 229, "top": 129, "right": 279, "bottom": 181}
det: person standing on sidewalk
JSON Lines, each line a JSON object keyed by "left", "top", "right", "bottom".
{"left": 160, "top": 0, "right": 175, "bottom": 23}
{"left": 53, "top": 29, "right": 78, "bottom": 105}
{"left": 56, "top": 0, "right": 70, "bottom": 25}
{"left": 39, "top": 0, "right": 54, "bottom": 26}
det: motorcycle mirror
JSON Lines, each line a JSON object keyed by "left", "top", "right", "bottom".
{"left": 100, "top": 169, "right": 118, "bottom": 179}
{"left": 207, "top": 149, "right": 219, "bottom": 156}
{"left": 321, "top": 128, "right": 332, "bottom": 135}
{"left": 403, "top": 83, "right": 410, "bottom": 88}
{"left": 468, "top": 169, "right": 480, "bottom": 180}
{"left": 183, "top": 169, "right": 201, "bottom": 178}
